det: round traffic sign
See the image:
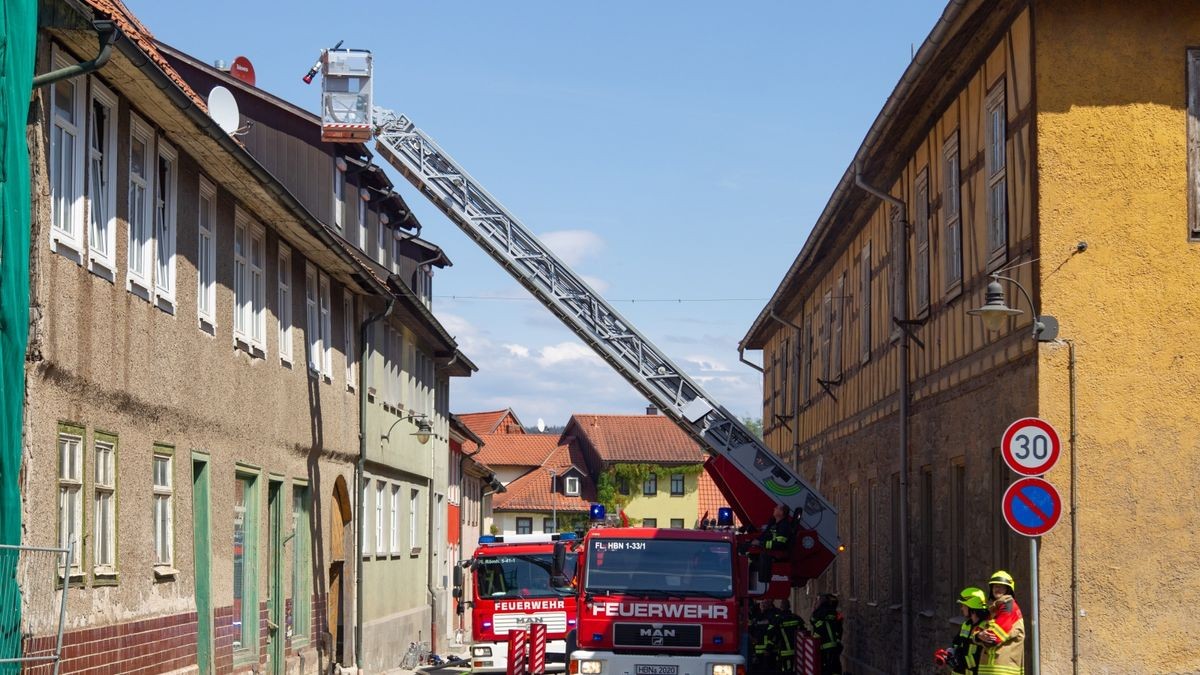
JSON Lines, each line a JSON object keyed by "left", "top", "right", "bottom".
{"left": 1002, "top": 477, "right": 1062, "bottom": 537}
{"left": 1001, "top": 417, "right": 1061, "bottom": 476}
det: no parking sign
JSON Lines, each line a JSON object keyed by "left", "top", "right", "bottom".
{"left": 1002, "top": 477, "right": 1062, "bottom": 537}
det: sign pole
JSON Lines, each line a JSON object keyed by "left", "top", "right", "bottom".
{"left": 1030, "top": 536, "right": 1040, "bottom": 675}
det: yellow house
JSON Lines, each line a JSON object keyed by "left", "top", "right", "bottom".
{"left": 740, "top": 2, "right": 1200, "bottom": 673}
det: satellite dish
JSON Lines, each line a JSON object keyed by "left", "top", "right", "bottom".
{"left": 207, "top": 86, "right": 240, "bottom": 134}
{"left": 230, "top": 56, "right": 256, "bottom": 87}
{"left": 537, "top": 418, "right": 546, "bottom": 433}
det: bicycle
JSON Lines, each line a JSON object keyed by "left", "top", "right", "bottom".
{"left": 400, "top": 641, "right": 431, "bottom": 670}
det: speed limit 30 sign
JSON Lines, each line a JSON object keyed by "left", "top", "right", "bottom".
{"left": 1001, "top": 417, "right": 1061, "bottom": 476}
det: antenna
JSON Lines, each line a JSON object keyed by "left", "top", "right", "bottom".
{"left": 537, "top": 418, "right": 546, "bottom": 433}
{"left": 230, "top": 56, "right": 256, "bottom": 87}
{"left": 207, "top": 86, "right": 241, "bottom": 135}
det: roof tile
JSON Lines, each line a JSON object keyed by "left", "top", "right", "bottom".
{"left": 493, "top": 443, "right": 594, "bottom": 513}
{"left": 473, "top": 433, "right": 558, "bottom": 468}
{"left": 569, "top": 414, "right": 705, "bottom": 464}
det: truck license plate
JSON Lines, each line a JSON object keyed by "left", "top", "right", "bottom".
{"left": 636, "top": 667, "right": 678, "bottom": 675}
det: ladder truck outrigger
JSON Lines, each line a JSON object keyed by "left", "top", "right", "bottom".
{"left": 314, "top": 47, "right": 840, "bottom": 675}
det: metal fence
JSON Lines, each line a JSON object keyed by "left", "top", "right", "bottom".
{"left": 0, "top": 539, "right": 72, "bottom": 675}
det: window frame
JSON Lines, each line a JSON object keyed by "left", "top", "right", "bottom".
{"left": 985, "top": 81, "right": 1009, "bottom": 267}
{"left": 153, "top": 139, "right": 179, "bottom": 311}
{"left": 860, "top": 242, "right": 872, "bottom": 364}
{"left": 197, "top": 177, "right": 218, "bottom": 330}
{"left": 49, "top": 45, "right": 86, "bottom": 258}
{"left": 516, "top": 517, "right": 533, "bottom": 535}
{"left": 542, "top": 517, "right": 555, "bottom": 534}
{"left": 390, "top": 484, "right": 402, "bottom": 555}
{"left": 151, "top": 449, "right": 174, "bottom": 570}
{"left": 233, "top": 210, "right": 267, "bottom": 353}
{"left": 86, "top": 76, "right": 118, "bottom": 275}
{"left": 92, "top": 432, "right": 118, "bottom": 577}
{"left": 642, "top": 518, "right": 657, "bottom": 528}
{"left": 319, "top": 274, "right": 333, "bottom": 379}
{"left": 913, "top": 169, "right": 930, "bottom": 315}
{"left": 306, "top": 263, "right": 321, "bottom": 374}
{"left": 820, "top": 290, "right": 832, "bottom": 380}
{"left": 669, "top": 473, "right": 685, "bottom": 496}
{"left": 375, "top": 479, "right": 387, "bottom": 557}
{"left": 344, "top": 293, "right": 356, "bottom": 391}
{"left": 57, "top": 427, "right": 85, "bottom": 577}
{"left": 832, "top": 273, "right": 845, "bottom": 376}
{"left": 233, "top": 471, "right": 260, "bottom": 664}
{"left": 290, "top": 484, "right": 312, "bottom": 647}
{"left": 643, "top": 472, "right": 658, "bottom": 496}
{"left": 278, "top": 243, "right": 293, "bottom": 364}
{"left": 669, "top": 518, "right": 684, "bottom": 530}
{"left": 409, "top": 488, "right": 420, "bottom": 554}
{"left": 361, "top": 476, "right": 372, "bottom": 560}
{"left": 564, "top": 475, "right": 580, "bottom": 496}
{"left": 126, "top": 114, "right": 155, "bottom": 294}
{"left": 332, "top": 159, "right": 345, "bottom": 231}
{"left": 942, "top": 131, "right": 964, "bottom": 294}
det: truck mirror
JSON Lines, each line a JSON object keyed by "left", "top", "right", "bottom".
{"left": 756, "top": 552, "right": 773, "bottom": 585}
{"left": 552, "top": 542, "right": 566, "bottom": 577}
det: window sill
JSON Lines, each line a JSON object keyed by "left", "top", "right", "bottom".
{"left": 88, "top": 258, "right": 116, "bottom": 283}
{"left": 409, "top": 547, "right": 422, "bottom": 558}
{"left": 888, "top": 603, "right": 902, "bottom": 611}
{"left": 153, "top": 565, "right": 178, "bottom": 580}
{"left": 235, "top": 337, "right": 265, "bottom": 360}
{"left": 127, "top": 277, "right": 151, "bottom": 301}
{"left": 918, "top": 609, "right": 936, "bottom": 619}
{"left": 866, "top": 601, "right": 879, "bottom": 607}
{"left": 280, "top": 356, "right": 293, "bottom": 369}
{"left": 92, "top": 569, "right": 119, "bottom": 586}
{"left": 198, "top": 317, "right": 217, "bottom": 336}
{"left": 50, "top": 235, "right": 83, "bottom": 264}
{"left": 154, "top": 295, "right": 176, "bottom": 315}
{"left": 943, "top": 281, "right": 963, "bottom": 304}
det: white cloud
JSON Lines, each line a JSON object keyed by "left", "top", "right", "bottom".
{"left": 581, "top": 275, "right": 610, "bottom": 294}
{"left": 504, "top": 343, "right": 530, "bottom": 358}
{"left": 540, "top": 229, "right": 605, "bottom": 266}
{"left": 685, "top": 355, "right": 731, "bottom": 372}
{"left": 538, "top": 341, "right": 604, "bottom": 368}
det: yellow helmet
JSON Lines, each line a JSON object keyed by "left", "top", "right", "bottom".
{"left": 958, "top": 587, "right": 988, "bottom": 610}
{"left": 989, "top": 570, "right": 1015, "bottom": 592}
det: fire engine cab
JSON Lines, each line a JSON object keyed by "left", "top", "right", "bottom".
{"left": 456, "top": 533, "right": 580, "bottom": 673}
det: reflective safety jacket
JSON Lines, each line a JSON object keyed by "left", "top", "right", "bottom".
{"left": 810, "top": 607, "right": 843, "bottom": 651}
{"left": 976, "top": 595, "right": 1024, "bottom": 675}
{"left": 950, "top": 619, "right": 984, "bottom": 674}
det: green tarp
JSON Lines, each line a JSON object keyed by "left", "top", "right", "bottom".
{"left": 0, "top": 0, "right": 37, "bottom": 663}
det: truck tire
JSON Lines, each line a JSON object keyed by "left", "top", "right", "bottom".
{"left": 565, "top": 629, "right": 577, "bottom": 661}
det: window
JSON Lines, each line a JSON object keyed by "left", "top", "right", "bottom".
{"left": 802, "top": 317, "right": 813, "bottom": 401}
{"left": 992, "top": 449, "right": 1011, "bottom": 570}
{"left": 361, "top": 478, "right": 372, "bottom": 558}
{"left": 332, "top": 159, "right": 345, "bottom": 231}
{"left": 152, "top": 452, "right": 173, "bottom": 568}
{"left": 357, "top": 189, "right": 367, "bottom": 250}
{"left": 49, "top": 46, "right": 85, "bottom": 255}
{"left": 642, "top": 518, "right": 657, "bottom": 528}
{"left": 344, "top": 293, "right": 356, "bottom": 389}
{"left": 415, "top": 267, "right": 433, "bottom": 307}
{"left": 617, "top": 478, "right": 630, "bottom": 496}
{"left": 197, "top": 178, "right": 217, "bottom": 328}
{"left": 669, "top": 473, "right": 685, "bottom": 496}
{"left": 57, "top": 429, "right": 84, "bottom": 575}
{"left": 154, "top": 141, "right": 178, "bottom": 309}
{"left": 516, "top": 517, "right": 533, "bottom": 535}
{"left": 985, "top": 82, "right": 1008, "bottom": 263}
{"left": 820, "top": 290, "right": 832, "bottom": 380}
{"left": 832, "top": 273, "right": 845, "bottom": 376}
{"left": 93, "top": 434, "right": 116, "bottom": 574}
{"left": 920, "top": 467, "right": 934, "bottom": 606}
{"left": 914, "top": 169, "right": 930, "bottom": 314}
{"left": 564, "top": 475, "right": 580, "bottom": 496}
{"left": 670, "top": 518, "right": 684, "bottom": 529}
{"left": 278, "top": 244, "right": 293, "bottom": 364}
{"left": 306, "top": 264, "right": 320, "bottom": 373}
{"left": 233, "top": 474, "right": 258, "bottom": 660}
{"left": 87, "top": 77, "right": 117, "bottom": 273}
{"left": 860, "top": 243, "right": 872, "bottom": 363}
{"left": 319, "top": 275, "right": 333, "bottom": 377}
{"left": 390, "top": 484, "right": 401, "bottom": 554}
{"left": 377, "top": 212, "right": 388, "bottom": 266}
{"left": 233, "top": 213, "right": 266, "bottom": 350}
{"left": 375, "top": 480, "right": 386, "bottom": 556}
{"left": 543, "top": 517, "right": 555, "bottom": 534}
{"left": 643, "top": 473, "right": 658, "bottom": 496}
{"left": 409, "top": 489, "right": 420, "bottom": 552}
{"left": 127, "top": 115, "right": 154, "bottom": 290}
{"left": 943, "top": 132, "right": 963, "bottom": 290}
{"left": 291, "top": 486, "right": 312, "bottom": 645}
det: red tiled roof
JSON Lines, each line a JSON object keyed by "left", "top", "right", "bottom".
{"left": 493, "top": 443, "right": 594, "bottom": 513}
{"left": 80, "top": 0, "right": 207, "bottom": 114}
{"left": 695, "top": 472, "right": 730, "bottom": 526}
{"left": 568, "top": 414, "right": 705, "bottom": 464}
{"left": 457, "top": 409, "right": 524, "bottom": 436}
{"left": 473, "top": 433, "right": 558, "bottom": 468}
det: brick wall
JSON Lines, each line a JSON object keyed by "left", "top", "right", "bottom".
{"left": 23, "top": 611, "right": 198, "bottom": 674}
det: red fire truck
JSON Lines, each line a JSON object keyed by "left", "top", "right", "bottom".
{"left": 457, "top": 533, "right": 580, "bottom": 673}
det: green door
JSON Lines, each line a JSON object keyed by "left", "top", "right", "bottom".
{"left": 191, "top": 458, "right": 213, "bottom": 674}
{"left": 268, "top": 480, "right": 285, "bottom": 675}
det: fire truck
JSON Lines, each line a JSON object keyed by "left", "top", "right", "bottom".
{"left": 315, "top": 47, "right": 842, "bottom": 673}
{"left": 456, "top": 533, "right": 580, "bottom": 673}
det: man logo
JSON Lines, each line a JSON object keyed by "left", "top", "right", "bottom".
{"left": 639, "top": 628, "right": 676, "bottom": 638}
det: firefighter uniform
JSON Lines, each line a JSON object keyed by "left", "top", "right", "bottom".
{"left": 774, "top": 600, "right": 804, "bottom": 673}
{"left": 810, "top": 594, "right": 843, "bottom": 675}
{"left": 976, "top": 571, "right": 1025, "bottom": 675}
{"left": 749, "top": 601, "right": 773, "bottom": 670}
{"left": 935, "top": 587, "right": 987, "bottom": 674}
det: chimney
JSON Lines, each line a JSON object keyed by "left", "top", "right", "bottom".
{"left": 645, "top": 405, "right": 657, "bottom": 416}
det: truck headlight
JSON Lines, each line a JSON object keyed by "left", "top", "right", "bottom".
{"left": 580, "top": 660, "right": 604, "bottom": 674}
{"left": 712, "top": 665, "right": 735, "bottom": 675}
{"left": 472, "top": 646, "right": 493, "bottom": 657}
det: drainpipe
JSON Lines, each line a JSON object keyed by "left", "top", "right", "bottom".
{"left": 854, "top": 169, "right": 911, "bottom": 675}
{"left": 357, "top": 298, "right": 394, "bottom": 671}
{"left": 32, "top": 19, "right": 119, "bottom": 88}
{"left": 428, "top": 434, "right": 439, "bottom": 656}
{"left": 768, "top": 310, "right": 803, "bottom": 456}
{"left": 737, "top": 344, "right": 764, "bottom": 374}
{"left": 1067, "top": 340, "right": 1079, "bottom": 675}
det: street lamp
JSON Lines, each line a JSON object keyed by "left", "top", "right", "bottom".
{"left": 967, "top": 273, "right": 1059, "bottom": 342}
{"left": 382, "top": 413, "right": 433, "bottom": 445}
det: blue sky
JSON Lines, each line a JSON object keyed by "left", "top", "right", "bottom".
{"left": 128, "top": 0, "right": 947, "bottom": 426}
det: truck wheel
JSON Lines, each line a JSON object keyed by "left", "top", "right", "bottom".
{"left": 565, "top": 630, "right": 577, "bottom": 660}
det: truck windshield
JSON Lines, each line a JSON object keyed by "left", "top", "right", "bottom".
{"left": 584, "top": 539, "right": 733, "bottom": 598}
{"left": 475, "top": 554, "right": 576, "bottom": 599}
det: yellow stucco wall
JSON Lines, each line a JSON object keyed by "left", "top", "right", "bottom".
{"left": 1034, "top": 2, "right": 1200, "bottom": 672}
{"left": 622, "top": 472, "right": 700, "bottom": 527}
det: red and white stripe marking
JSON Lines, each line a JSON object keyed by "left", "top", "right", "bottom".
{"left": 528, "top": 623, "right": 548, "bottom": 675}
{"left": 506, "top": 629, "right": 528, "bottom": 675}
{"left": 795, "top": 631, "right": 820, "bottom": 675}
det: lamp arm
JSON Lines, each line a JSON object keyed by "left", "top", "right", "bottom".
{"left": 381, "top": 412, "right": 428, "bottom": 442}
{"left": 992, "top": 274, "right": 1040, "bottom": 318}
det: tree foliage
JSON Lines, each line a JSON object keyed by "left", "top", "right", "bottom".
{"left": 741, "top": 416, "right": 763, "bottom": 439}
{"left": 594, "top": 462, "right": 705, "bottom": 513}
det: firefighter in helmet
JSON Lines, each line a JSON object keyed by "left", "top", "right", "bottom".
{"left": 934, "top": 587, "right": 987, "bottom": 674}
{"left": 810, "top": 593, "right": 843, "bottom": 675}
{"left": 975, "top": 571, "right": 1025, "bottom": 675}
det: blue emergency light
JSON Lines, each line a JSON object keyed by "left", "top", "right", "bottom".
{"left": 717, "top": 507, "right": 734, "bottom": 527}
{"left": 558, "top": 532, "right": 578, "bottom": 541}
{"left": 478, "top": 535, "right": 497, "bottom": 544}
{"left": 589, "top": 503, "right": 606, "bottom": 521}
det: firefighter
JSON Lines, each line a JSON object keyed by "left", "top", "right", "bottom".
{"left": 975, "top": 570, "right": 1025, "bottom": 675}
{"left": 773, "top": 599, "right": 804, "bottom": 673}
{"left": 758, "top": 503, "right": 794, "bottom": 553}
{"left": 750, "top": 599, "right": 776, "bottom": 670}
{"left": 934, "top": 587, "right": 987, "bottom": 674}
{"left": 810, "top": 593, "right": 843, "bottom": 675}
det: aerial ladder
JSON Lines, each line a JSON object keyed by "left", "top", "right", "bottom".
{"left": 316, "top": 48, "right": 839, "bottom": 585}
